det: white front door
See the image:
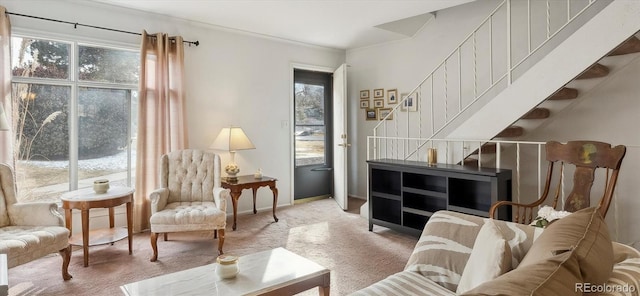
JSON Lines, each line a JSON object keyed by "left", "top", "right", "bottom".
{"left": 332, "top": 64, "right": 348, "bottom": 210}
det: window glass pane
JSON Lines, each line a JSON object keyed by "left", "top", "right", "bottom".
{"left": 294, "top": 82, "right": 326, "bottom": 166}
{"left": 12, "top": 83, "right": 70, "bottom": 202}
{"left": 78, "top": 87, "right": 131, "bottom": 189}
{"left": 78, "top": 45, "right": 139, "bottom": 84}
{"left": 11, "top": 37, "right": 70, "bottom": 80}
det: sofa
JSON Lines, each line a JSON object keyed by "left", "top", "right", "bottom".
{"left": 353, "top": 208, "right": 640, "bottom": 295}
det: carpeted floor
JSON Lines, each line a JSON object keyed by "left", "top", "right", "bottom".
{"left": 7, "top": 197, "right": 418, "bottom": 296}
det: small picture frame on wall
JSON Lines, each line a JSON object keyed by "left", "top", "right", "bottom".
{"left": 401, "top": 92, "right": 418, "bottom": 112}
{"left": 373, "top": 89, "right": 384, "bottom": 98}
{"left": 387, "top": 89, "right": 398, "bottom": 104}
{"left": 365, "top": 109, "right": 377, "bottom": 120}
{"left": 378, "top": 108, "right": 393, "bottom": 120}
{"left": 373, "top": 99, "right": 384, "bottom": 108}
{"left": 360, "top": 90, "right": 370, "bottom": 99}
{"left": 360, "top": 100, "right": 370, "bottom": 109}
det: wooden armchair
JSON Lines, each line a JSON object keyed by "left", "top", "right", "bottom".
{"left": 490, "top": 141, "right": 626, "bottom": 224}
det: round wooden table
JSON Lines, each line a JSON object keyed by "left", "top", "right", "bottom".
{"left": 60, "top": 186, "right": 134, "bottom": 267}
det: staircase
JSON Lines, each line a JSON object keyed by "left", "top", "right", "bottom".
{"left": 464, "top": 34, "right": 640, "bottom": 166}
{"left": 497, "top": 35, "right": 640, "bottom": 141}
{"left": 370, "top": 0, "right": 640, "bottom": 164}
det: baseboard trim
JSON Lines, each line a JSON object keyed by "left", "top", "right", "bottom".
{"left": 294, "top": 195, "right": 330, "bottom": 205}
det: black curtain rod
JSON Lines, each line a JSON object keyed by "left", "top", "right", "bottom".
{"left": 6, "top": 11, "right": 200, "bottom": 47}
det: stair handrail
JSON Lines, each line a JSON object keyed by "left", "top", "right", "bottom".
{"left": 372, "top": 0, "right": 601, "bottom": 161}
{"left": 372, "top": 0, "right": 508, "bottom": 156}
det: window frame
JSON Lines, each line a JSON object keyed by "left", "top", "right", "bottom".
{"left": 11, "top": 31, "right": 139, "bottom": 198}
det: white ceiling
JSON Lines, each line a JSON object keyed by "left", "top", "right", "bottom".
{"left": 90, "top": 0, "right": 475, "bottom": 49}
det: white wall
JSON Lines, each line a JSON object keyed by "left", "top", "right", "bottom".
{"left": 345, "top": 0, "right": 502, "bottom": 199}
{"left": 1, "top": 0, "right": 345, "bottom": 232}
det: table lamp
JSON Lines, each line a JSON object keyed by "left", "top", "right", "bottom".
{"left": 210, "top": 126, "right": 255, "bottom": 182}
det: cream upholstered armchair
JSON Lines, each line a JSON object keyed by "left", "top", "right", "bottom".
{"left": 0, "top": 163, "right": 72, "bottom": 280}
{"left": 149, "top": 149, "right": 230, "bottom": 262}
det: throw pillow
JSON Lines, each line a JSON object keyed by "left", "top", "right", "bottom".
{"left": 519, "top": 206, "right": 613, "bottom": 285}
{"left": 456, "top": 219, "right": 512, "bottom": 294}
{"left": 461, "top": 250, "right": 583, "bottom": 296}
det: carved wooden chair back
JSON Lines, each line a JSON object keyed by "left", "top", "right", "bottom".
{"left": 490, "top": 140, "right": 626, "bottom": 224}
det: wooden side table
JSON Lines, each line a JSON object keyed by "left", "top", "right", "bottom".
{"left": 60, "top": 186, "right": 134, "bottom": 267}
{"left": 221, "top": 175, "right": 278, "bottom": 231}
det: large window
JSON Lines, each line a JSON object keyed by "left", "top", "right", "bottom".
{"left": 11, "top": 36, "right": 139, "bottom": 202}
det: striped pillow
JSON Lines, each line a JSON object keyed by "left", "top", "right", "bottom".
{"left": 349, "top": 271, "right": 456, "bottom": 296}
{"left": 404, "top": 211, "right": 539, "bottom": 291}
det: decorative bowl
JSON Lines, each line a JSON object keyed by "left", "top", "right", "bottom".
{"left": 93, "top": 179, "right": 110, "bottom": 194}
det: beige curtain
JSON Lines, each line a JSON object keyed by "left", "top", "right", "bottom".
{"left": 135, "top": 31, "right": 188, "bottom": 232}
{"left": 0, "top": 7, "right": 13, "bottom": 165}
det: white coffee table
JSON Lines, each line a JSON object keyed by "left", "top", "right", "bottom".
{"left": 120, "top": 247, "right": 330, "bottom": 296}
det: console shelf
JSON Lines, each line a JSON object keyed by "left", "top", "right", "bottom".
{"left": 368, "top": 159, "right": 512, "bottom": 236}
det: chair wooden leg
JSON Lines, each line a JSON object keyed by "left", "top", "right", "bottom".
{"left": 150, "top": 232, "right": 159, "bottom": 262}
{"left": 164, "top": 233, "right": 168, "bottom": 241}
{"left": 214, "top": 229, "right": 217, "bottom": 239}
{"left": 217, "top": 229, "right": 225, "bottom": 255}
{"left": 59, "top": 245, "right": 72, "bottom": 281}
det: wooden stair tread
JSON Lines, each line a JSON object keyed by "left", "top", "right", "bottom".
{"left": 608, "top": 36, "right": 640, "bottom": 56}
{"left": 548, "top": 87, "right": 578, "bottom": 100}
{"left": 470, "top": 143, "right": 500, "bottom": 155}
{"left": 521, "top": 108, "right": 550, "bottom": 119}
{"left": 462, "top": 158, "right": 480, "bottom": 167}
{"left": 496, "top": 126, "right": 524, "bottom": 138}
{"left": 576, "top": 63, "right": 609, "bottom": 80}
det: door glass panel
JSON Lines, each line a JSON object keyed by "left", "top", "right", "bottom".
{"left": 294, "top": 82, "right": 326, "bottom": 166}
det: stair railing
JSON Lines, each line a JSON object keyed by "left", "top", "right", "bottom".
{"left": 371, "top": 0, "right": 601, "bottom": 161}
{"left": 368, "top": 137, "right": 635, "bottom": 205}
{"left": 367, "top": 137, "right": 546, "bottom": 204}
{"left": 367, "top": 137, "right": 639, "bottom": 243}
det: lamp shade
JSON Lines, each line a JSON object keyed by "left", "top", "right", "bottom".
{"left": 210, "top": 126, "right": 255, "bottom": 152}
{"left": 0, "top": 103, "right": 9, "bottom": 131}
